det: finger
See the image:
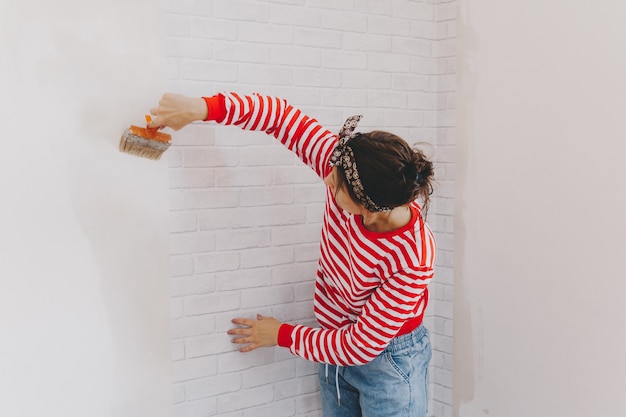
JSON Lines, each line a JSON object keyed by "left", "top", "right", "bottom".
{"left": 239, "top": 343, "right": 259, "bottom": 353}
{"left": 150, "top": 107, "right": 159, "bottom": 116}
{"left": 231, "top": 336, "right": 251, "bottom": 345}
{"left": 227, "top": 327, "right": 251, "bottom": 336}
{"left": 231, "top": 317, "right": 256, "bottom": 327}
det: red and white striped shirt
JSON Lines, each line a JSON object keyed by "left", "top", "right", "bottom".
{"left": 204, "top": 92, "right": 436, "bottom": 366}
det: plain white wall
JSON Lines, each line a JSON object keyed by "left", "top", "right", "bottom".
{"left": 0, "top": 1, "right": 172, "bottom": 416}
{"left": 455, "top": 1, "right": 626, "bottom": 416}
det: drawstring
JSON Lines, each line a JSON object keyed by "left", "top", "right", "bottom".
{"left": 325, "top": 364, "right": 341, "bottom": 406}
{"left": 335, "top": 365, "right": 341, "bottom": 406}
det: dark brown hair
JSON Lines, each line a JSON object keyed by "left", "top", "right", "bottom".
{"left": 336, "top": 131, "right": 434, "bottom": 214}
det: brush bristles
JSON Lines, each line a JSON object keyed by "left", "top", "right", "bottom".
{"left": 119, "top": 130, "right": 170, "bottom": 160}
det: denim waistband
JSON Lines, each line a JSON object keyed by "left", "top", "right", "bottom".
{"left": 385, "top": 324, "right": 428, "bottom": 353}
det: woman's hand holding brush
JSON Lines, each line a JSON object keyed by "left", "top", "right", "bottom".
{"left": 148, "top": 93, "right": 208, "bottom": 131}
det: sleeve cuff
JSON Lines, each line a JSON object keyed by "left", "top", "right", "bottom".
{"left": 202, "top": 94, "right": 227, "bottom": 123}
{"left": 277, "top": 323, "right": 294, "bottom": 348}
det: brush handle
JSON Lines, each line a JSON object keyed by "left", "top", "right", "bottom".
{"left": 145, "top": 114, "right": 159, "bottom": 137}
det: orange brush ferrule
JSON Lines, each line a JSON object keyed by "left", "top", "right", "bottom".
{"left": 128, "top": 115, "right": 171, "bottom": 143}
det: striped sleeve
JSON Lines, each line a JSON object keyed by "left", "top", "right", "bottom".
{"left": 211, "top": 92, "right": 338, "bottom": 178}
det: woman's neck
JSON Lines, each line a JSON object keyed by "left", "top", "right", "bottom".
{"left": 361, "top": 205, "right": 412, "bottom": 233}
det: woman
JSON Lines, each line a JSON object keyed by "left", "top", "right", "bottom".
{"left": 149, "top": 92, "right": 436, "bottom": 417}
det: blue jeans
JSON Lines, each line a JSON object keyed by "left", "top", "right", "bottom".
{"left": 318, "top": 325, "right": 431, "bottom": 417}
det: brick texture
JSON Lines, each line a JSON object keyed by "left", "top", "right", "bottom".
{"left": 165, "top": 0, "right": 456, "bottom": 416}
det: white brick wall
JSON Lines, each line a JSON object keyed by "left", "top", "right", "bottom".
{"left": 165, "top": 1, "right": 456, "bottom": 416}
{"left": 426, "top": 2, "right": 455, "bottom": 416}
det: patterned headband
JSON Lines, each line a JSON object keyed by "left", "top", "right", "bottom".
{"left": 328, "top": 115, "right": 392, "bottom": 212}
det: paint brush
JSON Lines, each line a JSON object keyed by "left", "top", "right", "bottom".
{"left": 119, "top": 115, "right": 171, "bottom": 160}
